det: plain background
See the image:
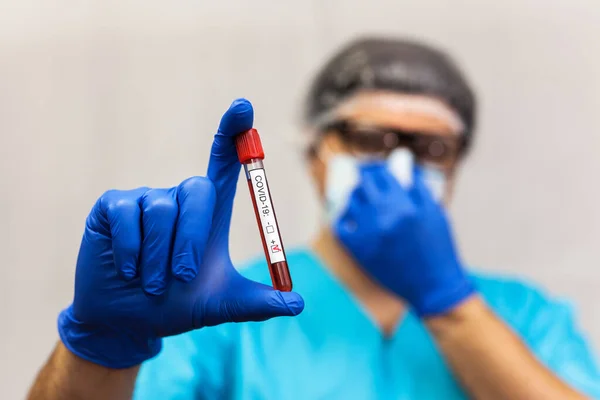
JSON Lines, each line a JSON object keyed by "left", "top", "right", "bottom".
{"left": 1, "top": 0, "right": 599, "bottom": 398}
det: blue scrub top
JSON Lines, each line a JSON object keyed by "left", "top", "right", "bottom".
{"left": 134, "top": 248, "right": 600, "bottom": 399}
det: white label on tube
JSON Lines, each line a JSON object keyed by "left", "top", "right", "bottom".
{"left": 249, "top": 168, "right": 286, "bottom": 264}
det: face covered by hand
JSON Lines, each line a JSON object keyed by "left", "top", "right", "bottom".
{"left": 325, "top": 149, "right": 447, "bottom": 222}
{"left": 325, "top": 148, "right": 475, "bottom": 317}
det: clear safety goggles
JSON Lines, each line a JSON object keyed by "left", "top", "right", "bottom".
{"left": 307, "top": 119, "right": 466, "bottom": 171}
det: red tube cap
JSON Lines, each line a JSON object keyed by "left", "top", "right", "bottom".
{"left": 235, "top": 128, "right": 265, "bottom": 163}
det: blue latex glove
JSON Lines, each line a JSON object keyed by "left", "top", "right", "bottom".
{"left": 333, "top": 161, "right": 475, "bottom": 317}
{"left": 58, "top": 99, "right": 304, "bottom": 369}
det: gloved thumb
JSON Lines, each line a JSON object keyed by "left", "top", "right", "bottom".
{"left": 229, "top": 289, "right": 304, "bottom": 323}
{"left": 202, "top": 280, "right": 304, "bottom": 326}
{"left": 206, "top": 98, "right": 254, "bottom": 251}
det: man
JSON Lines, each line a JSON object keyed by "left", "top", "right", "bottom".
{"left": 28, "top": 37, "right": 600, "bottom": 399}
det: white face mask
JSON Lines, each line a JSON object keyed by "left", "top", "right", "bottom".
{"left": 325, "top": 148, "right": 447, "bottom": 222}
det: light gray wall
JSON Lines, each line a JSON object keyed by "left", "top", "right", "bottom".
{"left": 1, "top": 1, "right": 599, "bottom": 398}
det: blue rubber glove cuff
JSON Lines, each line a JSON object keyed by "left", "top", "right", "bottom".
{"left": 412, "top": 273, "right": 477, "bottom": 317}
{"left": 58, "top": 306, "right": 162, "bottom": 369}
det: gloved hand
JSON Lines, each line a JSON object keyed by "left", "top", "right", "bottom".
{"left": 58, "top": 99, "right": 304, "bottom": 369}
{"left": 333, "top": 154, "right": 475, "bottom": 317}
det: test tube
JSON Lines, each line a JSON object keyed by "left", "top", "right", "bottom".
{"left": 235, "top": 128, "right": 293, "bottom": 292}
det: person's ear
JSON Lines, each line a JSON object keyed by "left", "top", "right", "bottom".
{"left": 306, "top": 133, "right": 346, "bottom": 199}
{"left": 308, "top": 152, "right": 327, "bottom": 199}
{"left": 442, "top": 168, "right": 458, "bottom": 205}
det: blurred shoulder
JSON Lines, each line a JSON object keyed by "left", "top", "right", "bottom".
{"left": 471, "top": 271, "right": 600, "bottom": 396}
{"left": 472, "top": 271, "right": 554, "bottom": 306}
{"left": 470, "top": 271, "right": 573, "bottom": 336}
{"left": 472, "top": 271, "right": 563, "bottom": 311}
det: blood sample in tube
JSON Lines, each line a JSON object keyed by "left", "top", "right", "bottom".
{"left": 235, "top": 128, "right": 293, "bottom": 292}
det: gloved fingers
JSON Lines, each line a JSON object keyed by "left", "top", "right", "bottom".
{"left": 339, "top": 165, "right": 418, "bottom": 243}
{"left": 216, "top": 280, "right": 304, "bottom": 324}
{"left": 408, "top": 165, "right": 437, "bottom": 208}
{"left": 358, "top": 162, "right": 388, "bottom": 197}
{"left": 358, "top": 164, "right": 413, "bottom": 212}
{"left": 378, "top": 163, "right": 408, "bottom": 193}
{"left": 206, "top": 98, "right": 254, "bottom": 251}
{"left": 139, "top": 188, "right": 178, "bottom": 295}
{"left": 100, "top": 187, "right": 148, "bottom": 281}
{"left": 359, "top": 162, "right": 411, "bottom": 199}
{"left": 172, "top": 176, "right": 216, "bottom": 282}
{"left": 337, "top": 186, "right": 366, "bottom": 230}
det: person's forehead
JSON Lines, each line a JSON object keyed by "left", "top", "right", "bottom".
{"left": 330, "top": 90, "right": 464, "bottom": 136}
